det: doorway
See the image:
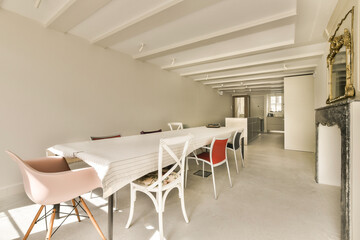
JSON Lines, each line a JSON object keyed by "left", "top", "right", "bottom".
{"left": 233, "top": 96, "right": 249, "bottom": 118}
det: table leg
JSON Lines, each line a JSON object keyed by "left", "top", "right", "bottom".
{"left": 241, "top": 138, "right": 244, "bottom": 160}
{"left": 108, "top": 194, "right": 114, "bottom": 240}
{"left": 54, "top": 204, "right": 60, "bottom": 219}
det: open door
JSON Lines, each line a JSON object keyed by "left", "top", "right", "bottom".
{"left": 233, "top": 96, "right": 249, "bottom": 118}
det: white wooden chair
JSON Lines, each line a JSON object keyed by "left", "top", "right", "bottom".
{"left": 186, "top": 137, "right": 232, "bottom": 199}
{"left": 125, "top": 135, "right": 193, "bottom": 240}
{"left": 168, "top": 122, "right": 199, "bottom": 166}
{"left": 168, "top": 122, "right": 183, "bottom": 131}
{"left": 227, "top": 130, "right": 245, "bottom": 173}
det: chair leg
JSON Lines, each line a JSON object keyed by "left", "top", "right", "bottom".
{"left": 241, "top": 138, "right": 245, "bottom": 168}
{"left": 79, "top": 197, "right": 106, "bottom": 240}
{"left": 210, "top": 165, "right": 217, "bottom": 199}
{"left": 71, "top": 199, "right": 81, "bottom": 222}
{"left": 46, "top": 208, "right": 56, "bottom": 240}
{"left": 202, "top": 161, "right": 205, "bottom": 178}
{"left": 178, "top": 186, "right": 189, "bottom": 223}
{"left": 192, "top": 151, "right": 199, "bottom": 165}
{"left": 233, "top": 149, "right": 239, "bottom": 174}
{"left": 226, "top": 160, "right": 232, "bottom": 187}
{"left": 185, "top": 158, "right": 188, "bottom": 188}
{"left": 23, "top": 205, "right": 44, "bottom": 240}
{"left": 125, "top": 185, "right": 136, "bottom": 228}
{"left": 157, "top": 192, "right": 164, "bottom": 240}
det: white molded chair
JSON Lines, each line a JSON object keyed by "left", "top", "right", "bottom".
{"left": 227, "top": 130, "right": 245, "bottom": 173}
{"left": 125, "top": 135, "right": 193, "bottom": 240}
{"left": 186, "top": 137, "right": 232, "bottom": 199}
{"left": 168, "top": 122, "right": 183, "bottom": 131}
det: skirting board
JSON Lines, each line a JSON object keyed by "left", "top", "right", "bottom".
{"left": 0, "top": 183, "right": 24, "bottom": 200}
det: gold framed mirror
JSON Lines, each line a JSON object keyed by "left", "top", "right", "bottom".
{"left": 326, "top": 7, "right": 355, "bottom": 104}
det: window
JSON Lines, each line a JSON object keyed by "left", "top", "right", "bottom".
{"left": 270, "top": 95, "right": 282, "bottom": 112}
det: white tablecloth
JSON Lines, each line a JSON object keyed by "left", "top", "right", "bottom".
{"left": 47, "top": 126, "right": 239, "bottom": 198}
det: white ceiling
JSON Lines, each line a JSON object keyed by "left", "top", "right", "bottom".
{"left": 0, "top": 0, "right": 338, "bottom": 95}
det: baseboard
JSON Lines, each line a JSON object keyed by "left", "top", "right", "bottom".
{"left": 0, "top": 183, "right": 24, "bottom": 200}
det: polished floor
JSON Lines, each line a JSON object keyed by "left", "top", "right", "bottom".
{"left": 0, "top": 133, "right": 340, "bottom": 240}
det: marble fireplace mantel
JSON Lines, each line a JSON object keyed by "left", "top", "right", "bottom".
{"left": 315, "top": 99, "right": 354, "bottom": 240}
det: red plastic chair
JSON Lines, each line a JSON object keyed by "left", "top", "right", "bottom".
{"left": 6, "top": 151, "right": 105, "bottom": 240}
{"left": 186, "top": 137, "right": 232, "bottom": 199}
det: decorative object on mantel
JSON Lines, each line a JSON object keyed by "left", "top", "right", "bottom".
{"left": 326, "top": 7, "right": 355, "bottom": 104}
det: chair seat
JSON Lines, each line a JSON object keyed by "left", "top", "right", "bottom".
{"left": 134, "top": 169, "right": 179, "bottom": 187}
{"left": 196, "top": 152, "right": 211, "bottom": 162}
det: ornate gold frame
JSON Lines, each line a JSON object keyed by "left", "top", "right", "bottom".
{"left": 326, "top": 7, "right": 355, "bottom": 104}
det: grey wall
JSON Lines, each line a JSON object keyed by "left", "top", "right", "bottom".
{"left": 250, "top": 95, "right": 265, "bottom": 118}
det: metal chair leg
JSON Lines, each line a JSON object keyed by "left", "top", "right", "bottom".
{"left": 210, "top": 165, "right": 217, "bottom": 199}
{"left": 226, "top": 160, "right": 232, "bottom": 187}
{"left": 233, "top": 149, "right": 239, "bottom": 173}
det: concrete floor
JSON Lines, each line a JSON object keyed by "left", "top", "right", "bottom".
{"left": 0, "top": 133, "right": 340, "bottom": 240}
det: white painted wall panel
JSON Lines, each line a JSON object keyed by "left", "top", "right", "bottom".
{"left": 284, "top": 75, "right": 315, "bottom": 152}
{"left": 225, "top": 118, "right": 248, "bottom": 145}
{"left": 317, "top": 125, "right": 341, "bottom": 186}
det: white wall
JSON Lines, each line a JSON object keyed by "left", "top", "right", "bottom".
{"left": 225, "top": 118, "right": 248, "bottom": 145}
{"left": 0, "top": 10, "right": 232, "bottom": 196}
{"left": 317, "top": 125, "right": 341, "bottom": 186}
{"left": 284, "top": 75, "right": 315, "bottom": 152}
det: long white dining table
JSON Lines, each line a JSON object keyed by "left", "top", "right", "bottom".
{"left": 47, "top": 126, "right": 240, "bottom": 240}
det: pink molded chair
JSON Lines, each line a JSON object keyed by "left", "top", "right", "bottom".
{"left": 6, "top": 151, "right": 106, "bottom": 240}
{"left": 185, "top": 137, "right": 232, "bottom": 199}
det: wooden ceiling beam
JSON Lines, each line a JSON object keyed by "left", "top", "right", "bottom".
{"left": 134, "top": 10, "right": 296, "bottom": 60}
{"left": 92, "top": 0, "right": 222, "bottom": 46}
{"left": 181, "top": 52, "right": 322, "bottom": 77}
{"left": 194, "top": 64, "right": 317, "bottom": 81}
{"left": 203, "top": 72, "right": 313, "bottom": 85}
{"left": 162, "top": 40, "right": 294, "bottom": 70}
{"left": 45, "top": 0, "right": 112, "bottom": 32}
